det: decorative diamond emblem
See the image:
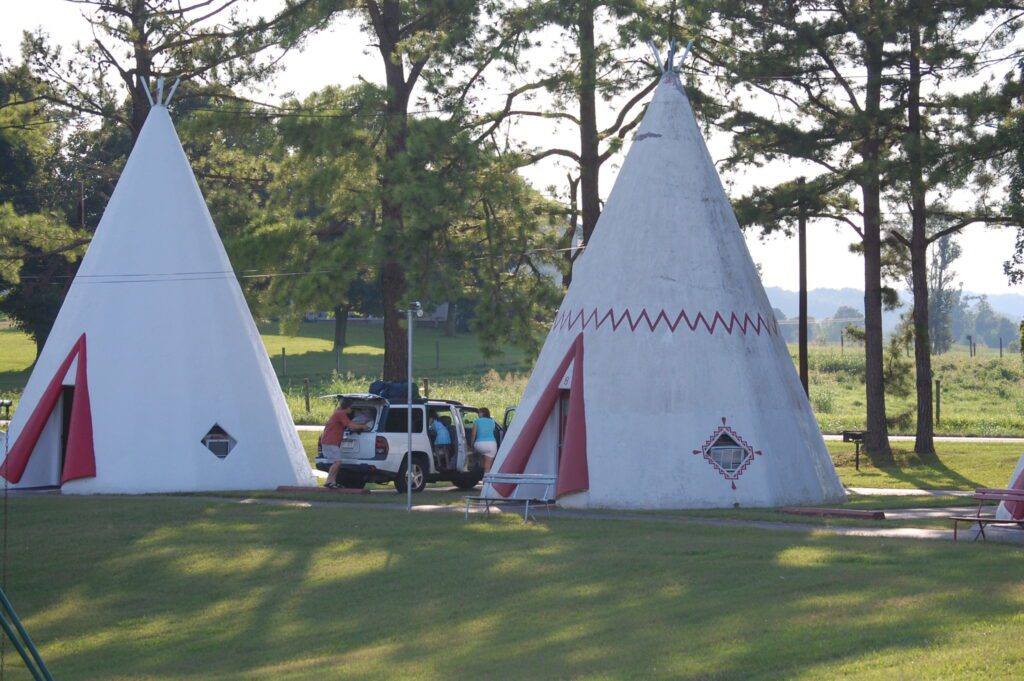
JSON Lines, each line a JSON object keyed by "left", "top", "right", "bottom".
{"left": 692, "top": 418, "right": 763, "bottom": 489}
{"left": 201, "top": 424, "right": 236, "bottom": 459}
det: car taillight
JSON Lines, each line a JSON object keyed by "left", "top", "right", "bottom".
{"left": 375, "top": 436, "right": 388, "bottom": 457}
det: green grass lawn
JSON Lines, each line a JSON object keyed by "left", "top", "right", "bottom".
{"left": 827, "top": 441, "right": 1022, "bottom": 490}
{"left": 3, "top": 496, "right": 1024, "bottom": 680}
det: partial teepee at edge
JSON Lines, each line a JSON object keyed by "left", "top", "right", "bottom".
{"left": 488, "top": 68, "right": 845, "bottom": 510}
{"left": 1, "top": 87, "right": 314, "bottom": 494}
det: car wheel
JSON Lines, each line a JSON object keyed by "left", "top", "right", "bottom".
{"left": 451, "top": 473, "right": 482, "bottom": 490}
{"left": 395, "top": 457, "right": 428, "bottom": 494}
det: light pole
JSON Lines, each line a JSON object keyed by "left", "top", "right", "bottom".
{"left": 402, "top": 301, "right": 422, "bottom": 512}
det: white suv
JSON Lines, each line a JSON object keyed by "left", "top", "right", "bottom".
{"left": 314, "top": 394, "right": 491, "bottom": 493}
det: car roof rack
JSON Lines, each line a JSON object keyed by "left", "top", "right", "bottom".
{"left": 386, "top": 398, "right": 466, "bottom": 407}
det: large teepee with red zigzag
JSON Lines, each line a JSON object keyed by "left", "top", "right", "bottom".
{"left": 488, "top": 59, "right": 845, "bottom": 510}
{"left": 0, "top": 81, "right": 314, "bottom": 494}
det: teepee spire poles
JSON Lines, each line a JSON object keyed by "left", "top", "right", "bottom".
{"left": 647, "top": 39, "right": 695, "bottom": 74}
{"left": 165, "top": 79, "right": 180, "bottom": 105}
{"left": 138, "top": 77, "right": 182, "bottom": 108}
{"left": 141, "top": 76, "right": 155, "bottom": 107}
{"left": 647, "top": 41, "right": 665, "bottom": 73}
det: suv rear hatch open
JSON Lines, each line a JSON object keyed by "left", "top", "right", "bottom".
{"left": 319, "top": 393, "right": 387, "bottom": 459}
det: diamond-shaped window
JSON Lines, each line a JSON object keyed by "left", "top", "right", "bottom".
{"left": 707, "top": 433, "right": 751, "bottom": 476}
{"left": 202, "top": 424, "right": 236, "bottom": 459}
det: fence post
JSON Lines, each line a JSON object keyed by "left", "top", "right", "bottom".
{"left": 423, "top": 378, "right": 430, "bottom": 399}
{"left": 282, "top": 347, "right": 287, "bottom": 375}
{"left": 304, "top": 378, "right": 310, "bottom": 413}
{"left": 840, "top": 332, "right": 844, "bottom": 354}
{"left": 935, "top": 379, "right": 941, "bottom": 426}
{"left": 1000, "top": 336, "right": 1003, "bottom": 358}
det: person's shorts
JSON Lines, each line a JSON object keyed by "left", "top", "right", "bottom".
{"left": 322, "top": 444, "right": 344, "bottom": 460}
{"left": 474, "top": 441, "right": 498, "bottom": 458}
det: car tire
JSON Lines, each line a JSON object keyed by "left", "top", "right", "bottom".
{"left": 451, "top": 473, "right": 482, "bottom": 490}
{"left": 395, "top": 457, "right": 428, "bottom": 494}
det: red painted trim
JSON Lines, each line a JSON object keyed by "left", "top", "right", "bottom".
{"left": 0, "top": 334, "right": 95, "bottom": 485}
{"left": 494, "top": 333, "right": 589, "bottom": 499}
{"left": 552, "top": 307, "right": 778, "bottom": 337}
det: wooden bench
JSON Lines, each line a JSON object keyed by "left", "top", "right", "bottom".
{"left": 950, "top": 488, "right": 1024, "bottom": 541}
{"left": 464, "top": 473, "right": 556, "bottom": 521}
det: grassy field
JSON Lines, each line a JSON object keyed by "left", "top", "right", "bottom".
{"left": 5, "top": 323, "right": 1024, "bottom": 434}
{"left": 2, "top": 496, "right": 1024, "bottom": 680}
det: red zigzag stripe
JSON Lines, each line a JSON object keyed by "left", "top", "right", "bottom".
{"left": 551, "top": 308, "right": 779, "bottom": 336}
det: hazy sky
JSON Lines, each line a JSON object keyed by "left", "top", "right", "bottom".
{"left": 3, "top": 0, "right": 1020, "bottom": 297}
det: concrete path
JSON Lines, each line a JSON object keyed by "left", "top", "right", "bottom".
{"left": 823, "top": 434, "right": 1024, "bottom": 444}
{"left": 847, "top": 486, "right": 974, "bottom": 497}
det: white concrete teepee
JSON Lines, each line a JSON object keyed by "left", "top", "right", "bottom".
{"left": 489, "top": 66, "right": 845, "bottom": 510}
{"left": 1, "top": 82, "right": 314, "bottom": 493}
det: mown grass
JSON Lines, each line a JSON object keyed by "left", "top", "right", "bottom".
{"left": 5, "top": 322, "right": 1024, "bottom": 435}
{"left": 4, "top": 496, "right": 1024, "bottom": 680}
{"left": 826, "top": 441, "right": 1022, "bottom": 490}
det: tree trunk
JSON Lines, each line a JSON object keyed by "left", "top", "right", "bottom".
{"left": 860, "top": 17, "right": 892, "bottom": 461}
{"left": 368, "top": 0, "right": 414, "bottom": 380}
{"left": 577, "top": 0, "right": 601, "bottom": 245}
{"left": 128, "top": 0, "right": 152, "bottom": 141}
{"left": 908, "top": 19, "right": 935, "bottom": 455}
{"left": 333, "top": 303, "right": 351, "bottom": 350}
{"left": 445, "top": 301, "right": 457, "bottom": 337}
{"left": 381, "top": 260, "right": 408, "bottom": 380}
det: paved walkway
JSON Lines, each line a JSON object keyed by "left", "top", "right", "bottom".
{"left": 823, "top": 434, "right": 1024, "bottom": 444}
{"left": 847, "top": 486, "right": 974, "bottom": 497}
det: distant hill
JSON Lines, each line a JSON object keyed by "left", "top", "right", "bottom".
{"left": 764, "top": 286, "right": 1024, "bottom": 333}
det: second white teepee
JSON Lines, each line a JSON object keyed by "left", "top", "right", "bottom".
{"left": 488, "top": 68, "right": 844, "bottom": 510}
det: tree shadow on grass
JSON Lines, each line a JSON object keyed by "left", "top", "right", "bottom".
{"left": 834, "top": 447, "right": 984, "bottom": 491}
{"left": 5, "top": 496, "right": 1024, "bottom": 680}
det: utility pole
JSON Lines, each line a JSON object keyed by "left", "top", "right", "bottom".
{"left": 798, "top": 178, "right": 809, "bottom": 396}
{"left": 79, "top": 180, "right": 85, "bottom": 230}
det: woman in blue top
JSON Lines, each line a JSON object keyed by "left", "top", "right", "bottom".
{"left": 469, "top": 408, "right": 498, "bottom": 472}
{"left": 430, "top": 414, "right": 453, "bottom": 468}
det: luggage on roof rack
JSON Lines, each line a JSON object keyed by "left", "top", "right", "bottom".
{"left": 369, "top": 380, "right": 420, "bottom": 402}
